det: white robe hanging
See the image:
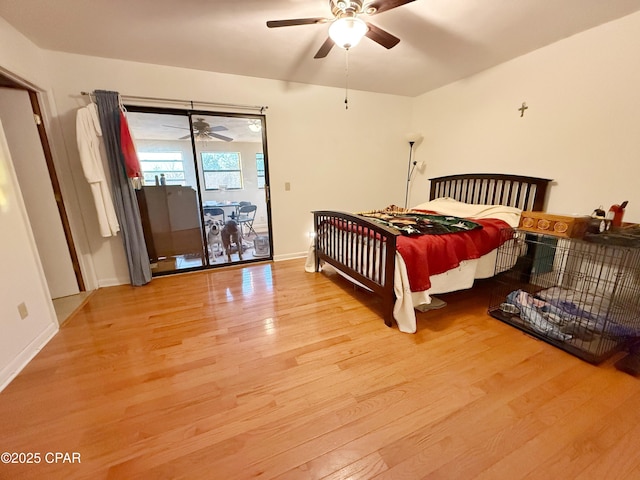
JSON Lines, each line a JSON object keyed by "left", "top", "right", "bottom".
{"left": 76, "top": 103, "right": 120, "bottom": 237}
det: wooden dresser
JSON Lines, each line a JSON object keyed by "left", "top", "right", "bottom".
{"left": 136, "top": 185, "right": 203, "bottom": 261}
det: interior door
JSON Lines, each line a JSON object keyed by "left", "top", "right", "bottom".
{"left": 0, "top": 87, "right": 79, "bottom": 298}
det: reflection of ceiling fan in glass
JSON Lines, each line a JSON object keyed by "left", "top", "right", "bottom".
{"left": 164, "top": 118, "right": 234, "bottom": 142}
{"left": 248, "top": 119, "right": 262, "bottom": 133}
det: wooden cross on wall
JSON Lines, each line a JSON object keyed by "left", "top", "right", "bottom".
{"left": 518, "top": 102, "right": 528, "bottom": 117}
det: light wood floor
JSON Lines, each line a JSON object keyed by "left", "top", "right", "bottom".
{"left": 52, "top": 291, "right": 93, "bottom": 325}
{"left": 1, "top": 258, "right": 639, "bottom": 479}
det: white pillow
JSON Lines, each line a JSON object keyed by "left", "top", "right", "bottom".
{"left": 412, "top": 197, "right": 522, "bottom": 228}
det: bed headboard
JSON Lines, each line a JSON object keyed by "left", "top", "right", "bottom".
{"left": 429, "top": 173, "right": 552, "bottom": 212}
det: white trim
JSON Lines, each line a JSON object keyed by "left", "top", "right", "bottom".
{"left": 0, "top": 322, "right": 58, "bottom": 392}
{"left": 273, "top": 252, "right": 307, "bottom": 262}
{"left": 98, "top": 277, "right": 127, "bottom": 288}
{"left": 38, "top": 88, "right": 95, "bottom": 292}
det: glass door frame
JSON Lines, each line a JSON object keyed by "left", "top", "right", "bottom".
{"left": 125, "top": 104, "right": 273, "bottom": 274}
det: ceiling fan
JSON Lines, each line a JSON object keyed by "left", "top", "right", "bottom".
{"left": 267, "top": 0, "right": 415, "bottom": 58}
{"left": 164, "top": 118, "right": 234, "bottom": 142}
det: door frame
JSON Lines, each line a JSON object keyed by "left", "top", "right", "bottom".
{"left": 125, "top": 104, "right": 274, "bottom": 274}
{"left": 0, "top": 73, "right": 84, "bottom": 291}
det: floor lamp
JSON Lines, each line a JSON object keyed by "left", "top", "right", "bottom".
{"left": 404, "top": 133, "right": 423, "bottom": 209}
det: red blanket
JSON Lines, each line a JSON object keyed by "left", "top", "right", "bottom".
{"left": 396, "top": 217, "right": 511, "bottom": 291}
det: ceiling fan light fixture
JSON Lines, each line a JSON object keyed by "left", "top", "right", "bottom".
{"left": 248, "top": 121, "right": 262, "bottom": 133}
{"left": 329, "top": 16, "right": 367, "bottom": 49}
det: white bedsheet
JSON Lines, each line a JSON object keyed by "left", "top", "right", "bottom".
{"left": 307, "top": 198, "right": 523, "bottom": 333}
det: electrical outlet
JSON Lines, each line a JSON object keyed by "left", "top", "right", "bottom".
{"left": 285, "top": 182, "right": 291, "bottom": 191}
{"left": 18, "top": 302, "right": 28, "bottom": 320}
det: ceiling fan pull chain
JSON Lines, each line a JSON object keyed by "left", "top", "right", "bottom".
{"left": 344, "top": 48, "right": 350, "bottom": 110}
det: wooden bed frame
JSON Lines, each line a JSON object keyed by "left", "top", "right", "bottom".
{"left": 313, "top": 173, "right": 552, "bottom": 327}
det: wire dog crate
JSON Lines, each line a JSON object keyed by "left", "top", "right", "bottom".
{"left": 489, "top": 229, "right": 640, "bottom": 363}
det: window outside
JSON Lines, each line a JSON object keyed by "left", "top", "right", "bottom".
{"left": 202, "top": 152, "right": 243, "bottom": 190}
{"left": 256, "top": 153, "right": 265, "bottom": 189}
{"left": 138, "top": 152, "right": 185, "bottom": 186}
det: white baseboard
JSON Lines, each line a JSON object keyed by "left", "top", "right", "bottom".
{"left": 98, "top": 277, "right": 127, "bottom": 288}
{"left": 273, "top": 252, "right": 308, "bottom": 262}
{"left": 0, "top": 322, "right": 58, "bottom": 392}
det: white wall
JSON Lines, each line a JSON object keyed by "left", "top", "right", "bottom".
{"left": 44, "top": 51, "right": 413, "bottom": 283}
{"left": 409, "top": 11, "right": 640, "bottom": 223}
{"left": 0, "top": 119, "right": 58, "bottom": 390}
{"left": 0, "top": 17, "right": 48, "bottom": 87}
{"left": 0, "top": 18, "right": 60, "bottom": 391}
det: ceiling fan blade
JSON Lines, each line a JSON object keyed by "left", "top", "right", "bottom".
{"left": 179, "top": 134, "right": 191, "bottom": 139}
{"left": 209, "top": 132, "right": 234, "bottom": 142}
{"left": 208, "top": 125, "right": 228, "bottom": 132}
{"left": 267, "top": 18, "right": 326, "bottom": 28}
{"left": 365, "top": 22, "right": 400, "bottom": 49}
{"left": 314, "top": 37, "right": 335, "bottom": 59}
{"left": 366, "top": 0, "right": 416, "bottom": 15}
{"left": 164, "top": 124, "right": 189, "bottom": 130}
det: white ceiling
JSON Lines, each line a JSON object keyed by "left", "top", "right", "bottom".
{"left": 1, "top": 0, "right": 640, "bottom": 97}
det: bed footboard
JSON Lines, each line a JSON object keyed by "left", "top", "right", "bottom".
{"left": 313, "top": 211, "right": 399, "bottom": 327}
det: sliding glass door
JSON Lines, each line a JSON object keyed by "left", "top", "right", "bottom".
{"left": 125, "top": 107, "right": 272, "bottom": 275}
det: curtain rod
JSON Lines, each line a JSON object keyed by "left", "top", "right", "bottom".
{"left": 80, "top": 91, "right": 267, "bottom": 113}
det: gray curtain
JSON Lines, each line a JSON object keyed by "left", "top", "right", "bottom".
{"left": 94, "top": 90, "right": 152, "bottom": 286}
